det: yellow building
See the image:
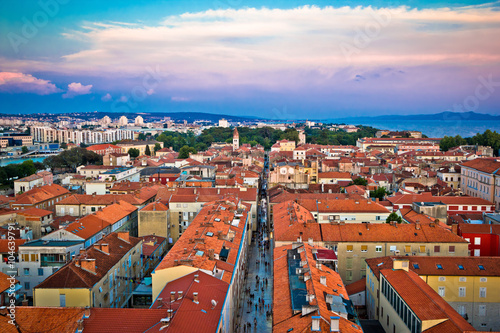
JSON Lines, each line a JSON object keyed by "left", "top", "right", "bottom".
{"left": 278, "top": 139, "right": 296, "bottom": 151}
{"left": 377, "top": 263, "right": 474, "bottom": 333}
{"left": 366, "top": 256, "right": 500, "bottom": 331}
{"left": 34, "top": 232, "right": 142, "bottom": 308}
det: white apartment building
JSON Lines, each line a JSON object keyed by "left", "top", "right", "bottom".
{"left": 31, "top": 126, "right": 135, "bottom": 145}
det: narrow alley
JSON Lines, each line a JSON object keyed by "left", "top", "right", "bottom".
{"left": 236, "top": 154, "right": 273, "bottom": 332}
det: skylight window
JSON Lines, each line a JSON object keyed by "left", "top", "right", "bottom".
{"left": 458, "top": 265, "right": 464, "bottom": 270}
{"left": 196, "top": 250, "right": 204, "bottom": 256}
{"left": 377, "top": 262, "right": 383, "bottom": 267}
{"left": 478, "top": 265, "right": 485, "bottom": 270}
{"left": 413, "top": 263, "right": 420, "bottom": 269}
{"left": 206, "top": 232, "right": 214, "bottom": 237}
{"left": 436, "top": 264, "right": 443, "bottom": 269}
{"left": 214, "top": 218, "right": 221, "bottom": 222}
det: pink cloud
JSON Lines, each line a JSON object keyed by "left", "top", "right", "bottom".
{"left": 0, "top": 72, "right": 60, "bottom": 95}
{"left": 62, "top": 82, "right": 93, "bottom": 98}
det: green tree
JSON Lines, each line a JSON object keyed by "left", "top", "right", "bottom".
{"left": 145, "top": 145, "right": 151, "bottom": 156}
{"left": 370, "top": 187, "right": 388, "bottom": 199}
{"left": 128, "top": 148, "right": 140, "bottom": 158}
{"left": 21, "top": 146, "right": 29, "bottom": 154}
{"left": 154, "top": 143, "right": 162, "bottom": 153}
{"left": 60, "top": 142, "right": 68, "bottom": 150}
{"left": 138, "top": 133, "right": 146, "bottom": 141}
{"left": 349, "top": 177, "right": 368, "bottom": 186}
{"left": 386, "top": 212, "right": 403, "bottom": 224}
{"left": 178, "top": 145, "right": 197, "bottom": 159}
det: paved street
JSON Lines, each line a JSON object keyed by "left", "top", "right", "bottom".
{"left": 236, "top": 154, "right": 273, "bottom": 333}
{"left": 236, "top": 218, "right": 273, "bottom": 332}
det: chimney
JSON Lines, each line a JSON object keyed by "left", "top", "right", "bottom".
{"left": 415, "top": 222, "right": 421, "bottom": 230}
{"left": 174, "top": 259, "right": 178, "bottom": 266}
{"left": 117, "top": 231, "right": 130, "bottom": 243}
{"left": 177, "top": 291, "right": 183, "bottom": 300}
{"left": 167, "top": 308, "right": 173, "bottom": 320}
{"left": 193, "top": 292, "right": 199, "bottom": 304}
{"left": 194, "top": 274, "right": 199, "bottom": 283}
{"left": 80, "top": 248, "right": 86, "bottom": 256}
{"left": 22, "top": 294, "right": 28, "bottom": 306}
{"left": 183, "top": 248, "right": 188, "bottom": 254}
{"left": 170, "top": 291, "right": 176, "bottom": 302}
{"left": 208, "top": 249, "right": 214, "bottom": 260}
{"left": 330, "top": 316, "right": 340, "bottom": 332}
{"left": 312, "top": 316, "right": 321, "bottom": 331}
{"left": 77, "top": 319, "right": 84, "bottom": 333}
{"left": 320, "top": 276, "right": 327, "bottom": 286}
{"left": 97, "top": 243, "right": 109, "bottom": 254}
{"left": 157, "top": 298, "right": 163, "bottom": 308}
{"left": 84, "top": 306, "right": 91, "bottom": 318}
{"left": 451, "top": 224, "right": 458, "bottom": 235}
{"left": 80, "top": 259, "right": 96, "bottom": 274}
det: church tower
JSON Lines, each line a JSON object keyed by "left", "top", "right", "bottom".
{"left": 233, "top": 127, "right": 239, "bottom": 150}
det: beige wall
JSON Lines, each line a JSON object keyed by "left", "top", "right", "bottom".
{"left": 34, "top": 288, "right": 90, "bottom": 307}
{"left": 332, "top": 242, "right": 468, "bottom": 284}
{"left": 138, "top": 210, "right": 170, "bottom": 239}
{"left": 151, "top": 266, "right": 199, "bottom": 302}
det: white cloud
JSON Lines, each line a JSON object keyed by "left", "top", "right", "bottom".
{"left": 2, "top": 5, "right": 500, "bottom": 94}
{"left": 62, "top": 82, "right": 93, "bottom": 98}
{"left": 147, "top": 89, "right": 155, "bottom": 95}
{"left": 101, "top": 93, "right": 112, "bottom": 101}
{"left": 0, "top": 72, "right": 61, "bottom": 95}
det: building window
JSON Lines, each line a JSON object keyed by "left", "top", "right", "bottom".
{"left": 404, "top": 245, "right": 411, "bottom": 253}
{"left": 479, "top": 287, "right": 486, "bottom": 298}
{"left": 25, "top": 282, "right": 30, "bottom": 290}
{"left": 479, "top": 305, "right": 486, "bottom": 317}
{"left": 346, "top": 270, "right": 353, "bottom": 281}
{"left": 459, "top": 277, "right": 466, "bottom": 282}
{"left": 361, "top": 245, "right": 368, "bottom": 252}
{"left": 419, "top": 245, "right": 426, "bottom": 253}
{"left": 434, "top": 245, "right": 440, "bottom": 253}
{"left": 38, "top": 268, "right": 43, "bottom": 276}
{"left": 24, "top": 268, "right": 29, "bottom": 276}
{"left": 346, "top": 257, "right": 353, "bottom": 269}
{"left": 474, "top": 237, "right": 481, "bottom": 245}
{"left": 375, "top": 246, "right": 382, "bottom": 252}
{"left": 389, "top": 245, "right": 396, "bottom": 252}
{"left": 459, "top": 287, "right": 466, "bottom": 297}
{"left": 438, "top": 287, "right": 445, "bottom": 297}
{"left": 387, "top": 315, "right": 389, "bottom": 326}
{"left": 449, "top": 246, "right": 455, "bottom": 253}
{"left": 346, "top": 245, "right": 353, "bottom": 252}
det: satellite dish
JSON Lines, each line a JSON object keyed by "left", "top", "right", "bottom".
{"left": 211, "top": 300, "right": 217, "bottom": 309}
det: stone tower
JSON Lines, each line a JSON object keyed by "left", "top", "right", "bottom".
{"left": 233, "top": 127, "right": 239, "bottom": 150}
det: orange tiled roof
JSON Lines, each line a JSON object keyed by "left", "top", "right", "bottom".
{"left": 460, "top": 158, "right": 500, "bottom": 174}
{"left": 12, "top": 184, "right": 69, "bottom": 206}
{"left": 150, "top": 271, "right": 228, "bottom": 333}
{"left": 155, "top": 198, "right": 250, "bottom": 283}
{"left": 273, "top": 244, "right": 363, "bottom": 333}
{"left": 367, "top": 256, "right": 500, "bottom": 277}
{"left": 381, "top": 269, "right": 474, "bottom": 332}
{"left": 35, "top": 232, "right": 141, "bottom": 289}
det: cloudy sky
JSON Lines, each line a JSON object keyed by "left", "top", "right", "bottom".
{"left": 0, "top": 0, "right": 499, "bottom": 119}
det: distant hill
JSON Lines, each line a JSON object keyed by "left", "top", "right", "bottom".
{"left": 328, "top": 111, "right": 500, "bottom": 123}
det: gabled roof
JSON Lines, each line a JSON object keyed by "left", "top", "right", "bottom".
{"left": 35, "top": 232, "right": 141, "bottom": 289}
{"left": 150, "top": 271, "right": 228, "bottom": 333}
{"left": 273, "top": 244, "right": 363, "bottom": 333}
{"left": 12, "top": 184, "right": 69, "bottom": 206}
{"left": 381, "top": 269, "right": 474, "bottom": 332}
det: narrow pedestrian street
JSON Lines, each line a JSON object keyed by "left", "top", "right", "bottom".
{"left": 236, "top": 154, "right": 273, "bottom": 333}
